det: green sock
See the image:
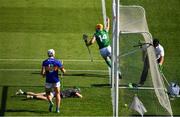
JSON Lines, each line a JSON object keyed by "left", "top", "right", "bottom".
{"left": 105, "top": 59, "right": 111, "bottom": 68}
{"left": 49, "top": 100, "right": 53, "bottom": 105}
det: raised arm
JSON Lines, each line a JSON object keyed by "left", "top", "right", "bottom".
{"left": 105, "top": 17, "right": 110, "bottom": 32}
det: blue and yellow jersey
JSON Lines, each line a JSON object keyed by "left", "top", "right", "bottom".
{"left": 42, "top": 57, "right": 63, "bottom": 83}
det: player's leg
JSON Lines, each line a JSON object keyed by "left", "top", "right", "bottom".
{"left": 53, "top": 82, "right": 61, "bottom": 113}
{"left": 45, "top": 83, "right": 54, "bottom": 112}
{"left": 22, "top": 91, "right": 46, "bottom": 100}
{"left": 100, "top": 46, "right": 122, "bottom": 79}
{"left": 26, "top": 94, "right": 48, "bottom": 100}
{"left": 100, "top": 46, "right": 112, "bottom": 68}
{"left": 16, "top": 89, "right": 38, "bottom": 96}
{"left": 16, "top": 89, "right": 25, "bottom": 95}
{"left": 25, "top": 92, "right": 39, "bottom": 96}
{"left": 103, "top": 46, "right": 122, "bottom": 78}
{"left": 47, "top": 92, "right": 54, "bottom": 112}
{"left": 34, "top": 95, "right": 48, "bottom": 100}
{"left": 103, "top": 56, "right": 111, "bottom": 68}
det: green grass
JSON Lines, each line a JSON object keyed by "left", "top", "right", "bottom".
{"left": 0, "top": 0, "right": 180, "bottom": 116}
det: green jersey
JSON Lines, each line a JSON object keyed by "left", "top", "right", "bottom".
{"left": 94, "top": 29, "right": 110, "bottom": 49}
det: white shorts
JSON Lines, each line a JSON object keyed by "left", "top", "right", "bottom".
{"left": 45, "top": 82, "right": 60, "bottom": 89}
{"left": 100, "top": 46, "right": 111, "bottom": 58}
{"left": 45, "top": 82, "right": 60, "bottom": 93}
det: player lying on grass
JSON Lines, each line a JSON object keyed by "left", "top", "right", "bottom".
{"left": 16, "top": 87, "right": 83, "bottom": 100}
{"left": 84, "top": 17, "right": 121, "bottom": 78}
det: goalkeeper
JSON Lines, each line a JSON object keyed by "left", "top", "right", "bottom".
{"left": 138, "top": 38, "right": 164, "bottom": 86}
{"left": 84, "top": 17, "right": 121, "bottom": 77}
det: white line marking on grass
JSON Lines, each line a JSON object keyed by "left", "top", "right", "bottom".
{"left": 119, "top": 86, "right": 165, "bottom": 90}
{"left": 0, "top": 59, "right": 43, "bottom": 61}
{"left": 0, "top": 59, "right": 103, "bottom": 62}
{"left": 0, "top": 69, "right": 108, "bottom": 72}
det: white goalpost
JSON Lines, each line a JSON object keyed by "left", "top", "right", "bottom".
{"left": 111, "top": 0, "right": 120, "bottom": 116}
{"left": 101, "top": 1, "right": 120, "bottom": 116}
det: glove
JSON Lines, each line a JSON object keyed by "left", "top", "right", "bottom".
{"left": 158, "top": 64, "right": 163, "bottom": 73}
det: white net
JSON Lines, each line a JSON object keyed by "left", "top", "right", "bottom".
{"left": 119, "top": 5, "right": 173, "bottom": 116}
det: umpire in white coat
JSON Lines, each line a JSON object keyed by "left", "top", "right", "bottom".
{"left": 139, "top": 38, "right": 165, "bottom": 86}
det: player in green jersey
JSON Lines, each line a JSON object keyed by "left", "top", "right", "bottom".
{"left": 85, "top": 18, "right": 111, "bottom": 68}
{"left": 85, "top": 18, "right": 122, "bottom": 78}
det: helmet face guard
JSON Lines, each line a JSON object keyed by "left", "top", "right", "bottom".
{"left": 96, "top": 24, "right": 103, "bottom": 31}
{"left": 47, "top": 49, "right": 55, "bottom": 57}
{"left": 153, "top": 39, "right": 159, "bottom": 47}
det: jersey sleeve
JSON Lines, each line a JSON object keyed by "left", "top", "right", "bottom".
{"left": 160, "top": 46, "right": 165, "bottom": 57}
{"left": 93, "top": 33, "right": 97, "bottom": 37}
{"left": 58, "top": 60, "right": 63, "bottom": 68}
{"left": 42, "top": 60, "right": 46, "bottom": 66}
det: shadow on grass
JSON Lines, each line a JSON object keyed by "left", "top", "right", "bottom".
{"left": 91, "top": 83, "right": 130, "bottom": 87}
{"left": 0, "top": 86, "right": 8, "bottom": 116}
{"left": 6, "top": 109, "right": 48, "bottom": 113}
{"left": 32, "top": 72, "right": 108, "bottom": 78}
{"left": 64, "top": 73, "right": 108, "bottom": 78}
{"left": 91, "top": 83, "right": 110, "bottom": 87}
{"left": 91, "top": 84, "right": 153, "bottom": 88}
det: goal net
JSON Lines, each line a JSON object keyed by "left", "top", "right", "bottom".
{"left": 119, "top": 5, "right": 173, "bottom": 116}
